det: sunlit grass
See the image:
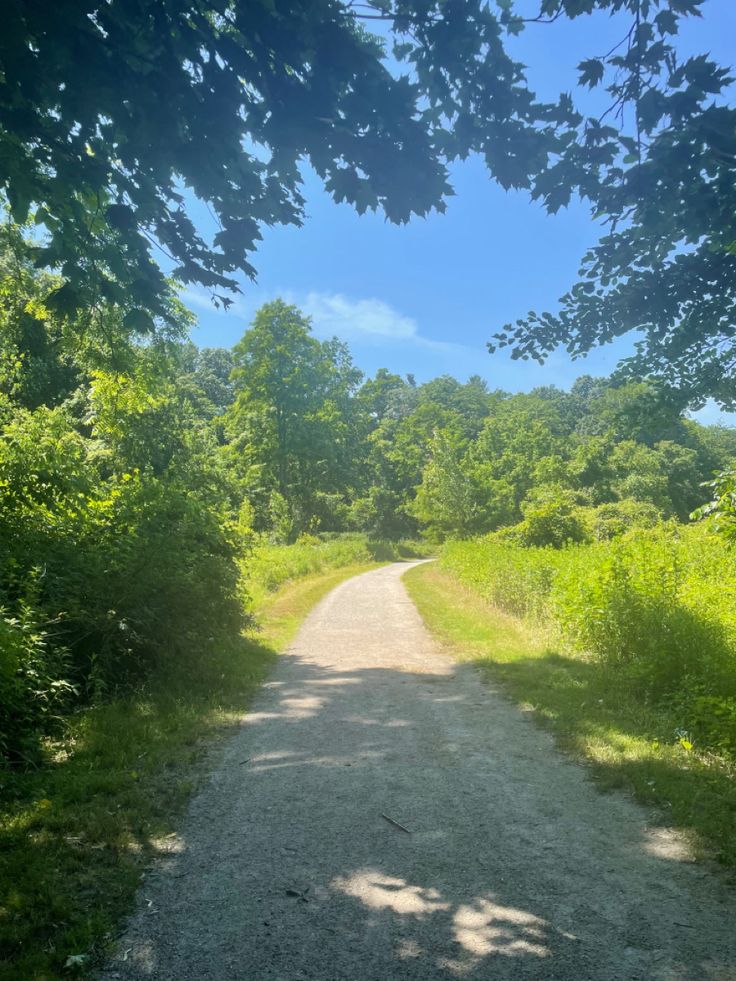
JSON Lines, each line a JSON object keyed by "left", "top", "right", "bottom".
{"left": 0, "top": 560, "right": 377, "bottom": 981}
{"left": 405, "top": 563, "right": 736, "bottom": 867}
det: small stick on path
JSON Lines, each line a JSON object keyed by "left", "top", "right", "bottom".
{"left": 381, "top": 813, "right": 412, "bottom": 834}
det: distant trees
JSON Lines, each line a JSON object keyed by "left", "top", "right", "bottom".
{"left": 226, "top": 300, "right": 362, "bottom": 540}
{"left": 221, "top": 300, "right": 735, "bottom": 545}
{"left": 409, "top": 378, "right": 734, "bottom": 542}
{"left": 3, "top": 221, "right": 736, "bottom": 758}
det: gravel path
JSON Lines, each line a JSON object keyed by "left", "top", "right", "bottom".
{"left": 103, "top": 562, "right": 736, "bottom": 980}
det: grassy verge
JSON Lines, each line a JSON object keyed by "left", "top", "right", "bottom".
{"left": 242, "top": 534, "right": 427, "bottom": 609}
{"left": 404, "top": 562, "right": 736, "bottom": 867}
{"left": 0, "top": 561, "right": 377, "bottom": 981}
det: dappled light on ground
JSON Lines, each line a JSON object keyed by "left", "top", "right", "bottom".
{"left": 451, "top": 898, "right": 550, "bottom": 960}
{"left": 336, "top": 871, "right": 450, "bottom": 916}
{"left": 102, "top": 564, "right": 736, "bottom": 981}
{"left": 335, "top": 871, "right": 553, "bottom": 966}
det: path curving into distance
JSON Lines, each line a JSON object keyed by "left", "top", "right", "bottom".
{"left": 103, "top": 562, "right": 736, "bottom": 980}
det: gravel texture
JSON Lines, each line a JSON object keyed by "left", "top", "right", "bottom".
{"left": 102, "top": 561, "right": 736, "bottom": 980}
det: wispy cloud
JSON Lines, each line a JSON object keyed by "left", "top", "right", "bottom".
{"left": 302, "top": 292, "right": 417, "bottom": 341}
{"left": 300, "top": 291, "right": 467, "bottom": 353}
{"left": 178, "top": 286, "right": 251, "bottom": 318}
{"left": 179, "top": 285, "right": 472, "bottom": 356}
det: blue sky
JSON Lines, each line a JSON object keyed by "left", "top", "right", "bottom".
{"left": 181, "top": 0, "right": 736, "bottom": 421}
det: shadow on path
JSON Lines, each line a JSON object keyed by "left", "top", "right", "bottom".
{"left": 101, "top": 564, "right": 736, "bottom": 981}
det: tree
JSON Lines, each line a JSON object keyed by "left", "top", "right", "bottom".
{"left": 227, "top": 300, "right": 362, "bottom": 538}
{"left": 0, "top": 0, "right": 570, "bottom": 323}
{"left": 574, "top": 380, "right": 685, "bottom": 446}
{"left": 172, "top": 344, "right": 236, "bottom": 422}
{"left": 359, "top": 369, "right": 412, "bottom": 424}
{"left": 467, "top": 393, "right": 568, "bottom": 517}
{"left": 0, "top": 222, "right": 80, "bottom": 410}
{"left": 489, "top": 0, "right": 736, "bottom": 406}
{"left": 411, "top": 431, "right": 478, "bottom": 540}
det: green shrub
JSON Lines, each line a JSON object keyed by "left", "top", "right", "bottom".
{"left": 0, "top": 600, "right": 74, "bottom": 760}
{"left": 668, "top": 685, "right": 736, "bottom": 757}
{"left": 515, "top": 486, "right": 588, "bottom": 548}
{"left": 0, "top": 402, "right": 246, "bottom": 758}
{"left": 579, "top": 499, "right": 663, "bottom": 541}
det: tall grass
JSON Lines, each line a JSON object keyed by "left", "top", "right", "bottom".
{"left": 241, "top": 534, "right": 425, "bottom": 607}
{"left": 441, "top": 525, "right": 736, "bottom": 758}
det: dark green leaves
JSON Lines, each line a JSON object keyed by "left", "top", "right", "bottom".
{"left": 489, "top": 0, "right": 736, "bottom": 407}
{"left": 2, "top": 0, "right": 733, "bottom": 407}
{"left": 578, "top": 58, "right": 604, "bottom": 88}
{"left": 122, "top": 308, "right": 155, "bottom": 334}
{"left": 655, "top": 9, "right": 679, "bottom": 35}
{"left": 44, "top": 283, "right": 82, "bottom": 319}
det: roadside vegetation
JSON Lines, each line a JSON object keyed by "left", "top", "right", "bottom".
{"left": 406, "top": 528, "right": 736, "bottom": 865}
{"left": 0, "top": 559, "right": 377, "bottom": 981}
{"left": 242, "top": 535, "right": 425, "bottom": 608}
{"left": 3, "top": 215, "right": 736, "bottom": 976}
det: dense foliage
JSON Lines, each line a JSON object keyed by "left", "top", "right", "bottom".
{"left": 0, "top": 226, "right": 247, "bottom": 760}
{"left": 2, "top": 1, "right": 735, "bottom": 403}
{"left": 0, "top": 0, "right": 568, "bottom": 322}
{"left": 491, "top": 1, "right": 736, "bottom": 406}
{"left": 2, "top": 217, "right": 736, "bottom": 762}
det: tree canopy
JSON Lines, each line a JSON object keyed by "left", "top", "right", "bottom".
{"left": 486, "top": 0, "right": 736, "bottom": 405}
{"left": 0, "top": 0, "right": 567, "bottom": 324}
{"left": 1, "top": 0, "right": 734, "bottom": 400}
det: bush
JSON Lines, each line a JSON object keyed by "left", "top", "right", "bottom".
{"left": 0, "top": 402, "right": 246, "bottom": 758}
{"left": 515, "top": 486, "right": 588, "bottom": 548}
{"left": 579, "top": 499, "right": 663, "bottom": 541}
{"left": 0, "top": 600, "right": 74, "bottom": 760}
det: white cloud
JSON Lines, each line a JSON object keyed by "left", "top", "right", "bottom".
{"left": 179, "top": 284, "right": 473, "bottom": 357}
{"left": 300, "top": 291, "right": 470, "bottom": 356}
{"left": 301, "top": 292, "right": 418, "bottom": 342}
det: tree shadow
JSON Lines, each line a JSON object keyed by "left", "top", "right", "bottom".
{"left": 0, "top": 632, "right": 274, "bottom": 978}
{"left": 99, "top": 649, "right": 736, "bottom": 980}
{"left": 474, "top": 644, "right": 736, "bottom": 867}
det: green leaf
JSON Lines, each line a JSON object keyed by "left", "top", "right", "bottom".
{"left": 578, "top": 59, "right": 604, "bottom": 88}
{"left": 122, "top": 308, "right": 155, "bottom": 334}
{"left": 44, "top": 283, "right": 82, "bottom": 318}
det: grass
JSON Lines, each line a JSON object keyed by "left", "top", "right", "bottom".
{"left": 404, "top": 562, "right": 736, "bottom": 868}
{"left": 0, "top": 560, "right": 378, "bottom": 981}
{"left": 242, "top": 534, "right": 428, "bottom": 609}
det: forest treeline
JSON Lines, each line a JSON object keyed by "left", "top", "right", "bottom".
{"left": 2, "top": 221, "right": 736, "bottom": 760}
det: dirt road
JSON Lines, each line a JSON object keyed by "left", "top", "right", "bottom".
{"left": 103, "top": 562, "right": 736, "bottom": 980}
